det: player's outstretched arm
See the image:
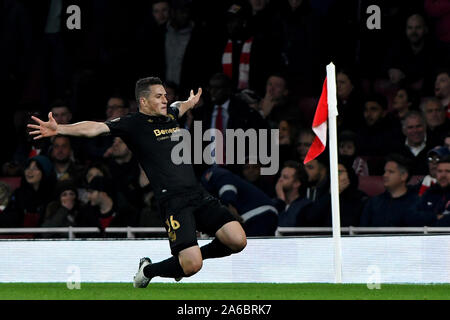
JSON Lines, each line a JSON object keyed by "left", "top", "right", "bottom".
{"left": 28, "top": 112, "right": 110, "bottom": 139}
{"left": 175, "top": 88, "right": 202, "bottom": 118}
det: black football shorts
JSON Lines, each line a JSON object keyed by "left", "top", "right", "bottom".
{"left": 158, "top": 189, "right": 236, "bottom": 255}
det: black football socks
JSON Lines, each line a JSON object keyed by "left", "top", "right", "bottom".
{"left": 143, "top": 256, "right": 186, "bottom": 279}
{"left": 200, "top": 238, "right": 234, "bottom": 260}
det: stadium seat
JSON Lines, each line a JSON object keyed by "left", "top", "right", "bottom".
{"left": 407, "top": 175, "right": 424, "bottom": 186}
{"left": 358, "top": 175, "right": 385, "bottom": 197}
{"left": 0, "top": 176, "right": 21, "bottom": 192}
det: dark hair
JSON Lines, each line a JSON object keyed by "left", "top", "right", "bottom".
{"left": 49, "top": 99, "right": 71, "bottom": 113}
{"left": 135, "top": 77, "right": 163, "bottom": 103}
{"left": 283, "top": 160, "right": 308, "bottom": 194}
{"left": 435, "top": 67, "right": 450, "bottom": 79}
{"left": 108, "top": 94, "right": 130, "bottom": 109}
{"left": 385, "top": 153, "right": 411, "bottom": 180}
{"left": 395, "top": 85, "right": 420, "bottom": 110}
{"left": 438, "top": 155, "right": 450, "bottom": 165}
{"left": 364, "top": 93, "right": 388, "bottom": 110}
{"left": 401, "top": 110, "right": 426, "bottom": 129}
{"left": 209, "top": 73, "right": 232, "bottom": 89}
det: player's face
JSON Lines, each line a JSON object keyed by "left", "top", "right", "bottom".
{"left": 436, "top": 163, "right": 450, "bottom": 188}
{"left": 142, "top": 85, "right": 168, "bottom": 116}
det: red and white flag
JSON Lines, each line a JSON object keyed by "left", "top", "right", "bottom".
{"left": 304, "top": 78, "right": 328, "bottom": 164}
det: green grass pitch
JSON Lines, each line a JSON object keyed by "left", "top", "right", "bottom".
{"left": 0, "top": 283, "right": 449, "bottom": 300}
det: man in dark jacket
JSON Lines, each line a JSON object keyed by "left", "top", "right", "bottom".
{"left": 274, "top": 161, "right": 314, "bottom": 227}
{"left": 360, "top": 154, "right": 433, "bottom": 227}
{"left": 418, "top": 155, "right": 450, "bottom": 226}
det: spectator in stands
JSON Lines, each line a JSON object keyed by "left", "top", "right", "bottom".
{"left": 49, "top": 136, "right": 84, "bottom": 183}
{"left": 360, "top": 153, "right": 430, "bottom": 227}
{"left": 81, "top": 176, "right": 118, "bottom": 235}
{"left": 49, "top": 100, "right": 73, "bottom": 125}
{"left": 445, "top": 131, "right": 450, "bottom": 149}
{"left": 278, "top": 0, "right": 323, "bottom": 95}
{"left": 416, "top": 146, "right": 450, "bottom": 196}
{"left": 434, "top": 69, "right": 450, "bottom": 117}
{"left": 3, "top": 110, "right": 51, "bottom": 176}
{"left": 258, "top": 73, "right": 300, "bottom": 128}
{"left": 0, "top": 156, "right": 55, "bottom": 231}
{"left": 0, "top": 182, "right": 11, "bottom": 214}
{"left": 135, "top": 0, "right": 170, "bottom": 79}
{"left": 221, "top": 3, "right": 282, "bottom": 94}
{"left": 391, "top": 86, "right": 419, "bottom": 121}
{"left": 104, "top": 137, "right": 152, "bottom": 226}
{"left": 385, "top": 13, "right": 437, "bottom": 92}
{"left": 41, "top": 180, "right": 82, "bottom": 237}
{"left": 152, "top": 0, "right": 171, "bottom": 26}
{"left": 398, "top": 111, "right": 435, "bottom": 175}
{"left": 278, "top": 118, "right": 298, "bottom": 165}
{"left": 417, "top": 155, "right": 450, "bottom": 226}
{"left": 307, "top": 156, "right": 368, "bottom": 227}
{"left": 336, "top": 68, "right": 364, "bottom": 132}
{"left": 201, "top": 166, "right": 278, "bottom": 236}
{"left": 338, "top": 130, "right": 369, "bottom": 176}
{"left": 356, "top": 94, "right": 403, "bottom": 173}
{"left": 304, "top": 152, "right": 329, "bottom": 203}
{"left": 274, "top": 160, "right": 314, "bottom": 227}
{"left": 84, "top": 94, "right": 130, "bottom": 161}
{"left": 295, "top": 128, "right": 315, "bottom": 163}
{"left": 240, "top": 157, "right": 276, "bottom": 198}
{"left": 78, "top": 162, "right": 113, "bottom": 205}
{"left": 162, "top": 0, "right": 214, "bottom": 94}
{"left": 193, "top": 72, "right": 268, "bottom": 174}
{"left": 421, "top": 97, "right": 449, "bottom": 147}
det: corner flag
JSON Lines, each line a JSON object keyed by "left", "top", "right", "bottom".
{"left": 303, "top": 78, "right": 328, "bottom": 164}
{"left": 303, "top": 63, "right": 343, "bottom": 283}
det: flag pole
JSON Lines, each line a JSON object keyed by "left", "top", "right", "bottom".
{"left": 326, "top": 62, "right": 343, "bottom": 283}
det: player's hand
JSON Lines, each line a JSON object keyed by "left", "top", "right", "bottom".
{"left": 185, "top": 88, "right": 202, "bottom": 109}
{"left": 27, "top": 112, "right": 58, "bottom": 140}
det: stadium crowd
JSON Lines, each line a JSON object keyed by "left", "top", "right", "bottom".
{"left": 1, "top": 0, "right": 450, "bottom": 238}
